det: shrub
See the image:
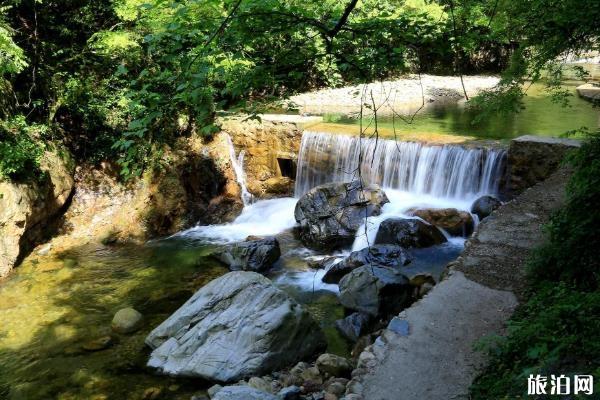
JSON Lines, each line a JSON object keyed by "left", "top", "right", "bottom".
{"left": 471, "top": 132, "right": 600, "bottom": 399}
{"left": 0, "top": 117, "right": 45, "bottom": 181}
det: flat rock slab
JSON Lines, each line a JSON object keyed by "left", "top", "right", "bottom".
{"left": 576, "top": 83, "right": 600, "bottom": 102}
{"left": 357, "top": 272, "right": 518, "bottom": 400}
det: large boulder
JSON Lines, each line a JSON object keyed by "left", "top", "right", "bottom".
{"left": 576, "top": 83, "right": 600, "bottom": 103}
{"left": 322, "top": 245, "right": 410, "bottom": 284}
{"left": 294, "top": 181, "right": 389, "bottom": 250}
{"left": 145, "top": 271, "right": 325, "bottom": 382}
{"left": 213, "top": 237, "right": 281, "bottom": 272}
{"left": 374, "top": 218, "right": 447, "bottom": 248}
{"left": 470, "top": 195, "right": 502, "bottom": 220}
{"left": 408, "top": 208, "right": 474, "bottom": 236}
{"left": 339, "top": 265, "right": 411, "bottom": 317}
{"left": 335, "top": 312, "right": 372, "bottom": 342}
{"left": 0, "top": 149, "right": 74, "bottom": 277}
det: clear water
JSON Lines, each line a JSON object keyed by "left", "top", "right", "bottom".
{"left": 0, "top": 234, "right": 347, "bottom": 399}
{"left": 312, "top": 82, "right": 599, "bottom": 140}
{"left": 0, "top": 81, "right": 583, "bottom": 399}
{"left": 0, "top": 241, "right": 226, "bottom": 399}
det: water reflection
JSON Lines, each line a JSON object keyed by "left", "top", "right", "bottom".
{"left": 317, "top": 82, "right": 599, "bottom": 140}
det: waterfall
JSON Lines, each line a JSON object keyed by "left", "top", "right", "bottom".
{"left": 225, "top": 134, "right": 252, "bottom": 206}
{"left": 295, "top": 131, "right": 506, "bottom": 200}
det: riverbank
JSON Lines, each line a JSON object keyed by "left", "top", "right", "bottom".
{"left": 344, "top": 167, "right": 572, "bottom": 400}
{"left": 286, "top": 74, "right": 500, "bottom": 117}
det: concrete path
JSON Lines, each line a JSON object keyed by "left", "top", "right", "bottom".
{"left": 345, "top": 168, "right": 571, "bottom": 400}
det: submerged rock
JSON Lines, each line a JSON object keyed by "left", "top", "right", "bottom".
{"left": 82, "top": 335, "right": 114, "bottom": 352}
{"left": 213, "top": 237, "right": 281, "bottom": 272}
{"left": 294, "top": 181, "right": 389, "bottom": 250}
{"left": 145, "top": 271, "right": 325, "bottom": 382}
{"left": 470, "top": 195, "right": 502, "bottom": 220}
{"left": 408, "top": 208, "right": 474, "bottom": 236}
{"left": 111, "top": 307, "right": 143, "bottom": 334}
{"left": 339, "top": 265, "right": 411, "bottom": 317}
{"left": 374, "top": 218, "right": 447, "bottom": 248}
{"left": 212, "top": 385, "right": 278, "bottom": 400}
{"left": 322, "top": 245, "right": 410, "bottom": 284}
{"left": 335, "top": 312, "right": 372, "bottom": 342}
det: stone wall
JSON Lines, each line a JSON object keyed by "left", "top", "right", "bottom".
{"left": 221, "top": 115, "right": 320, "bottom": 198}
{"left": 506, "top": 135, "right": 581, "bottom": 196}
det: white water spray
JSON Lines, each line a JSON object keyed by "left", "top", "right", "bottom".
{"left": 226, "top": 134, "right": 253, "bottom": 206}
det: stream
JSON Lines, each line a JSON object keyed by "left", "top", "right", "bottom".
{"left": 0, "top": 81, "right": 597, "bottom": 399}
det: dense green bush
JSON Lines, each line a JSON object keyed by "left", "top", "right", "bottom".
{"left": 0, "top": 117, "right": 45, "bottom": 181}
{"left": 471, "top": 133, "right": 600, "bottom": 399}
{"left": 527, "top": 135, "right": 600, "bottom": 291}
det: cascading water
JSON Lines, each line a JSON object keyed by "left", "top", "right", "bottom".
{"left": 225, "top": 134, "right": 253, "bottom": 206}
{"left": 179, "top": 129, "right": 506, "bottom": 293}
{"left": 293, "top": 131, "right": 506, "bottom": 250}
{"left": 294, "top": 131, "right": 506, "bottom": 200}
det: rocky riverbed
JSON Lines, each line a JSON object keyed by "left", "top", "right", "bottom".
{"left": 285, "top": 74, "right": 500, "bottom": 117}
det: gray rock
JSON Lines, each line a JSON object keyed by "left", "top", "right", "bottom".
{"left": 146, "top": 271, "right": 326, "bottom": 382}
{"left": 374, "top": 218, "right": 447, "bottom": 248}
{"left": 212, "top": 386, "right": 278, "bottom": 400}
{"left": 294, "top": 182, "right": 389, "bottom": 250}
{"left": 326, "top": 381, "right": 347, "bottom": 396}
{"left": 316, "top": 354, "right": 352, "bottom": 377}
{"left": 335, "top": 313, "right": 372, "bottom": 342}
{"left": 470, "top": 195, "right": 502, "bottom": 220}
{"left": 277, "top": 385, "right": 301, "bottom": 400}
{"left": 387, "top": 317, "right": 409, "bottom": 336}
{"left": 322, "top": 245, "right": 410, "bottom": 284}
{"left": 207, "top": 384, "right": 223, "bottom": 398}
{"left": 344, "top": 394, "right": 364, "bottom": 400}
{"left": 248, "top": 377, "right": 273, "bottom": 393}
{"left": 301, "top": 366, "right": 323, "bottom": 384}
{"left": 111, "top": 307, "right": 143, "bottom": 334}
{"left": 339, "top": 265, "right": 411, "bottom": 317}
{"left": 214, "top": 237, "right": 281, "bottom": 272}
{"left": 310, "top": 392, "right": 326, "bottom": 400}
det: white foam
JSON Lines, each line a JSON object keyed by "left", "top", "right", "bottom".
{"left": 179, "top": 197, "right": 297, "bottom": 243}
{"left": 274, "top": 269, "right": 340, "bottom": 293}
{"left": 351, "top": 189, "right": 475, "bottom": 251}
